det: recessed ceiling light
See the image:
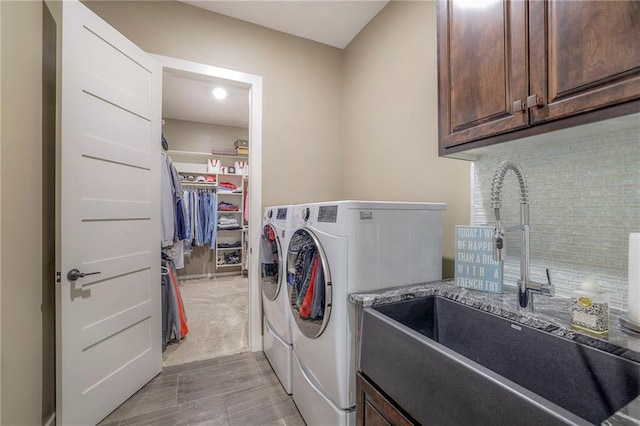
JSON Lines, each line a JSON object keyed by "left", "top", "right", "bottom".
{"left": 212, "top": 88, "right": 227, "bottom": 100}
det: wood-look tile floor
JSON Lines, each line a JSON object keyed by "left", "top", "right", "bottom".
{"left": 100, "top": 352, "right": 305, "bottom": 426}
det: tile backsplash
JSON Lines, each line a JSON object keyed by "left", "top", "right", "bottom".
{"left": 472, "top": 119, "right": 639, "bottom": 311}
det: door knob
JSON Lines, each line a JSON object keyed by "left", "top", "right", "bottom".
{"left": 67, "top": 268, "right": 101, "bottom": 281}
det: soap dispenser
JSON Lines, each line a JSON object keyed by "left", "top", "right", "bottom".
{"left": 570, "top": 274, "right": 609, "bottom": 335}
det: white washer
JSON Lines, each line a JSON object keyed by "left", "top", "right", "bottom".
{"left": 261, "top": 205, "right": 295, "bottom": 394}
{"left": 287, "top": 201, "right": 446, "bottom": 426}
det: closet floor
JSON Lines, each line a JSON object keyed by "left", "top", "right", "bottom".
{"left": 99, "top": 351, "right": 305, "bottom": 426}
{"left": 163, "top": 276, "right": 249, "bottom": 367}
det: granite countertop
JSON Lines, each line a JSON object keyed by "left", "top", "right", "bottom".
{"left": 349, "top": 279, "right": 640, "bottom": 426}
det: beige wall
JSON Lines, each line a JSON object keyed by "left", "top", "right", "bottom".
{"left": 343, "top": 1, "right": 470, "bottom": 275}
{"left": 42, "top": 3, "right": 57, "bottom": 422}
{"left": 163, "top": 118, "right": 248, "bottom": 153}
{"left": 0, "top": 2, "right": 472, "bottom": 423}
{"left": 0, "top": 1, "right": 44, "bottom": 424}
{"left": 85, "top": 0, "right": 344, "bottom": 208}
{"left": 0, "top": 0, "right": 3, "bottom": 420}
{"left": 86, "top": 0, "right": 471, "bottom": 274}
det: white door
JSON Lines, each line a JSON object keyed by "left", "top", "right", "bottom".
{"left": 56, "top": 1, "right": 162, "bottom": 424}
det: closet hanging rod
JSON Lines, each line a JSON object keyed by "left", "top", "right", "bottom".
{"left": 181, "top": 182, "right": 217, "bottom": 187}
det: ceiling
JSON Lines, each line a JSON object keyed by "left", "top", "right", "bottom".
{"left": 164, "top": 1, "right": 389, "bottom": 127}
{"left": 180, "top": 0, "right": 389, "bottom": 49}
{"left": 162, "top": 69, "right": 250, "bottom": 128}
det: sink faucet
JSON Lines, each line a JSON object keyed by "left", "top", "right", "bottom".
{"left": 491, "top": 161, "right": 554, "bottom": 310}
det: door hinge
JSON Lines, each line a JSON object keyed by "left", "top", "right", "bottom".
{"left": 56, "top": 271, "right": 61, "bottom": 283}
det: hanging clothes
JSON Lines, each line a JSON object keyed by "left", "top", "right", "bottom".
{"left": 167, "top": 155, "right": 187, "bottom": 242}
{"left": 201, "top": 191, "right": 212, "bottom": 246}
{"left": 161, "top": 252, "right": 189, "bottom": 350}
{"left": 204, "top": 191, "right": 218, "bottom": 246}
{"left": 164, "top": 240, "right": 185, "bottom": 270}
{"left": 161, "top": 265, "right": 177, "bottom": 351}
{"left": 243, "top": 180, "right": 249, "bottom": 225}
{"left": 161, "top": 132, "right": 169, "bottom": 150}
{"left": 192, "top": 191, "right": 203, "bottom": 246}
{"left": 289, "top": 231, "right": 325, "bottom": 321}
{"left": 182, "top": 190, "right": 192, "bottom": 243}
{"left": 310, "top": 263, "right": 325, "bottom": 319}
{"left": 180, "top": 187, "right": 217, "bottom": 249}
{"left": 160, "top": 153, "right": 175, "bottom": 247}
{"left": 169, "top": 264, "right": 189, "bottom": 339}
{"left": 299, "top": 256, "right": 319, "bottom": 319}
{"left": 293, "top": 245, "right": 316, "bottom": 308}
{"left": 161, "top": 153, "right": 188, "bottom": 247}
{"left": 261, "top": 226, "right": 279, "bottom": 283}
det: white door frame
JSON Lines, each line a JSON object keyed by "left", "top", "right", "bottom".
{"left": 152, "top": 54, "right": 263, "bottom": 352}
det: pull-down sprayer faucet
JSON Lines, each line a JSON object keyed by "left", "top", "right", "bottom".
{"left": 491, "top": 161, "right": 554, "bottom": 310}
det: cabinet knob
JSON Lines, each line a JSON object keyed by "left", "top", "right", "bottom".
{"left": 526, "top": 94, "right": 543, "bottom": 109}
{"left": 513, "top": 100, "right": 526, "bottom": 112}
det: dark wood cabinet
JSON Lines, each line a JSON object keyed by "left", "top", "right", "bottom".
{"left": 438, "top": 0, "right": 640, "bottom": 156}
{"left": 356, "top": 372, "right": 415, "bottom": 426}
{"left": 437, "top": 0, "right": 529, "bottom": 148}
{"left": 529, "top": 1, "right": 640, "bottom": 123}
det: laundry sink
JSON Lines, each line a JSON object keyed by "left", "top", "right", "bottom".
{"left": 359, "top": 296, "right": 640, "bottom": 425}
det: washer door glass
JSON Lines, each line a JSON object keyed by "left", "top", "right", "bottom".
{"left": 260, "top": 224, "right": 282, "bottom": 301}
{"left": 287, "top": 228, "right": 332, "bottom": 339}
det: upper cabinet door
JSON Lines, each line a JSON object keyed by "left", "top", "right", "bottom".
{"left": 438, "top": 0, "right": 528, "bottom": 149}
{"left": 529, "top": 1, "right": 640, "bottom": 124}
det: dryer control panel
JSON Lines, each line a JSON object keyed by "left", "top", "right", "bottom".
{"left": 276, "top": 208, "right": 288, "bottom": 220}
{"left": 318, "top": 205, "right": 338, "bottom": 223}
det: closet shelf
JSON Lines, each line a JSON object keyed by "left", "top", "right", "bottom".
{"left": 169, "top": 147, "right": 247, "bottom": 277}
{"left": 167, "top": 149, "right": 248, "bottom": 161}
{"left": 178, "top": 171, "right": 217, "bottom": 176}
{"left": 179, "top": 172, "right": 245, "bottom": 178}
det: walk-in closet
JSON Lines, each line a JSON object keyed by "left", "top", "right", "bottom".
{"left": 160, "top": 67, "right": 252, "bottom": 366}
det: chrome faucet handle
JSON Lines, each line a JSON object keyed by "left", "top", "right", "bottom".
{"left": 542, "top": 268, "right": 555, "bottom": 297}
{"left": 493, "top": 227, "right": 505, "bottom": 261}
{"left": 522, "top": 269, "right": 555, "bottom": 298}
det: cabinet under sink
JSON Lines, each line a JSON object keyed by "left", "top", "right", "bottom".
{"left": 359, "top": 296, "right": 640, "bottom": 425}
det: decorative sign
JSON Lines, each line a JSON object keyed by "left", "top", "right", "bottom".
{"left": 455, "top": 226, "right": 503, "bottom": 293}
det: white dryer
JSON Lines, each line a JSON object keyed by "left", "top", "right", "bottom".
{"left": 261, "top": 205, "right": 295, "bottom": 394}
{"left": 286, "top": 201, "right": 446, "bottom": 426}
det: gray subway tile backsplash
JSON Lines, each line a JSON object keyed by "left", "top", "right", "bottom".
{"left": 472, "top": 124, "right": 640, "bottom": 311}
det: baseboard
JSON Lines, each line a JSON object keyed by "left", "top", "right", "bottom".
{"left": 44, "top": 412, "right": 55, "bottom": 426}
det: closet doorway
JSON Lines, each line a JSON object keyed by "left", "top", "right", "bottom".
{"left": 155, "top": 55, "right": 263, "bottom": 365}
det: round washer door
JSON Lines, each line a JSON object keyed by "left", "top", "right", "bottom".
{"left": 260, "top": 224, "right": 282, "bottom": 301}
{"left": 286, "top": 228, "right": 332, "bottom": 339}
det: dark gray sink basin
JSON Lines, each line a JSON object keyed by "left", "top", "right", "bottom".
{"left": 360, "top": 296, "right": 640, "bottom": 425}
